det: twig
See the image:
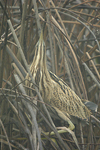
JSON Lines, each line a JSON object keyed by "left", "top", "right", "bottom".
{"left": 6, "top": 46, "right": 27, "bottom": 77}
{"left": 32, "top": 0, "right": 41, "bottom": 35}
{"left": 17, "top": 0, "right": 28, "bottom": 61}
{"left": 86, "top": 52, "right": 100, "bottom": 80}
{"left": 91, "top": 115, "right": 100, "bottom": 124}
{"left": 83, "top": 63, "right": 100, "bottom": 89}
{"left": 80, "top": 122, "right": 84, "bottom": 150}
{"left": 0, "top": 119, "right": 12, "bottom": 150}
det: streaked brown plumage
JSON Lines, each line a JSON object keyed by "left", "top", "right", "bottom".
{"left": 25, "top": 31, "right": 91, "bottom": 130}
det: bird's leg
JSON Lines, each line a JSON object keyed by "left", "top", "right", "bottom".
{"left": 42, "top": 107, "right": 80, "bottom": 148}
{"left": 67, "top": 119, "right": 75, "bottom": 130}
{"left": 53, "top": 107, "right": 75, "bottom": 131}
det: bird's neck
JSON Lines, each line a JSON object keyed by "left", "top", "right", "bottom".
{"left": 30, "top": 41, "right": 52, "bottom": 89}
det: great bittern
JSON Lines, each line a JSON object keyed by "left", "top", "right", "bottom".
{"left": 25, "top": 31, "right": 91, "bottom": 130}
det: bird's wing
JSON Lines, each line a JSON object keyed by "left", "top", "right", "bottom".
{"left": 49, "top": 71, "right": 91, "bottom": 120}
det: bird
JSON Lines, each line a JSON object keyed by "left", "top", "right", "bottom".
{"left": 25, "top": 30, "right": 91, "bottom": 131}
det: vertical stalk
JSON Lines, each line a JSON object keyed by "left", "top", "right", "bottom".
{"left": 17, "top": 0, "right": 28, "bottom": 61}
